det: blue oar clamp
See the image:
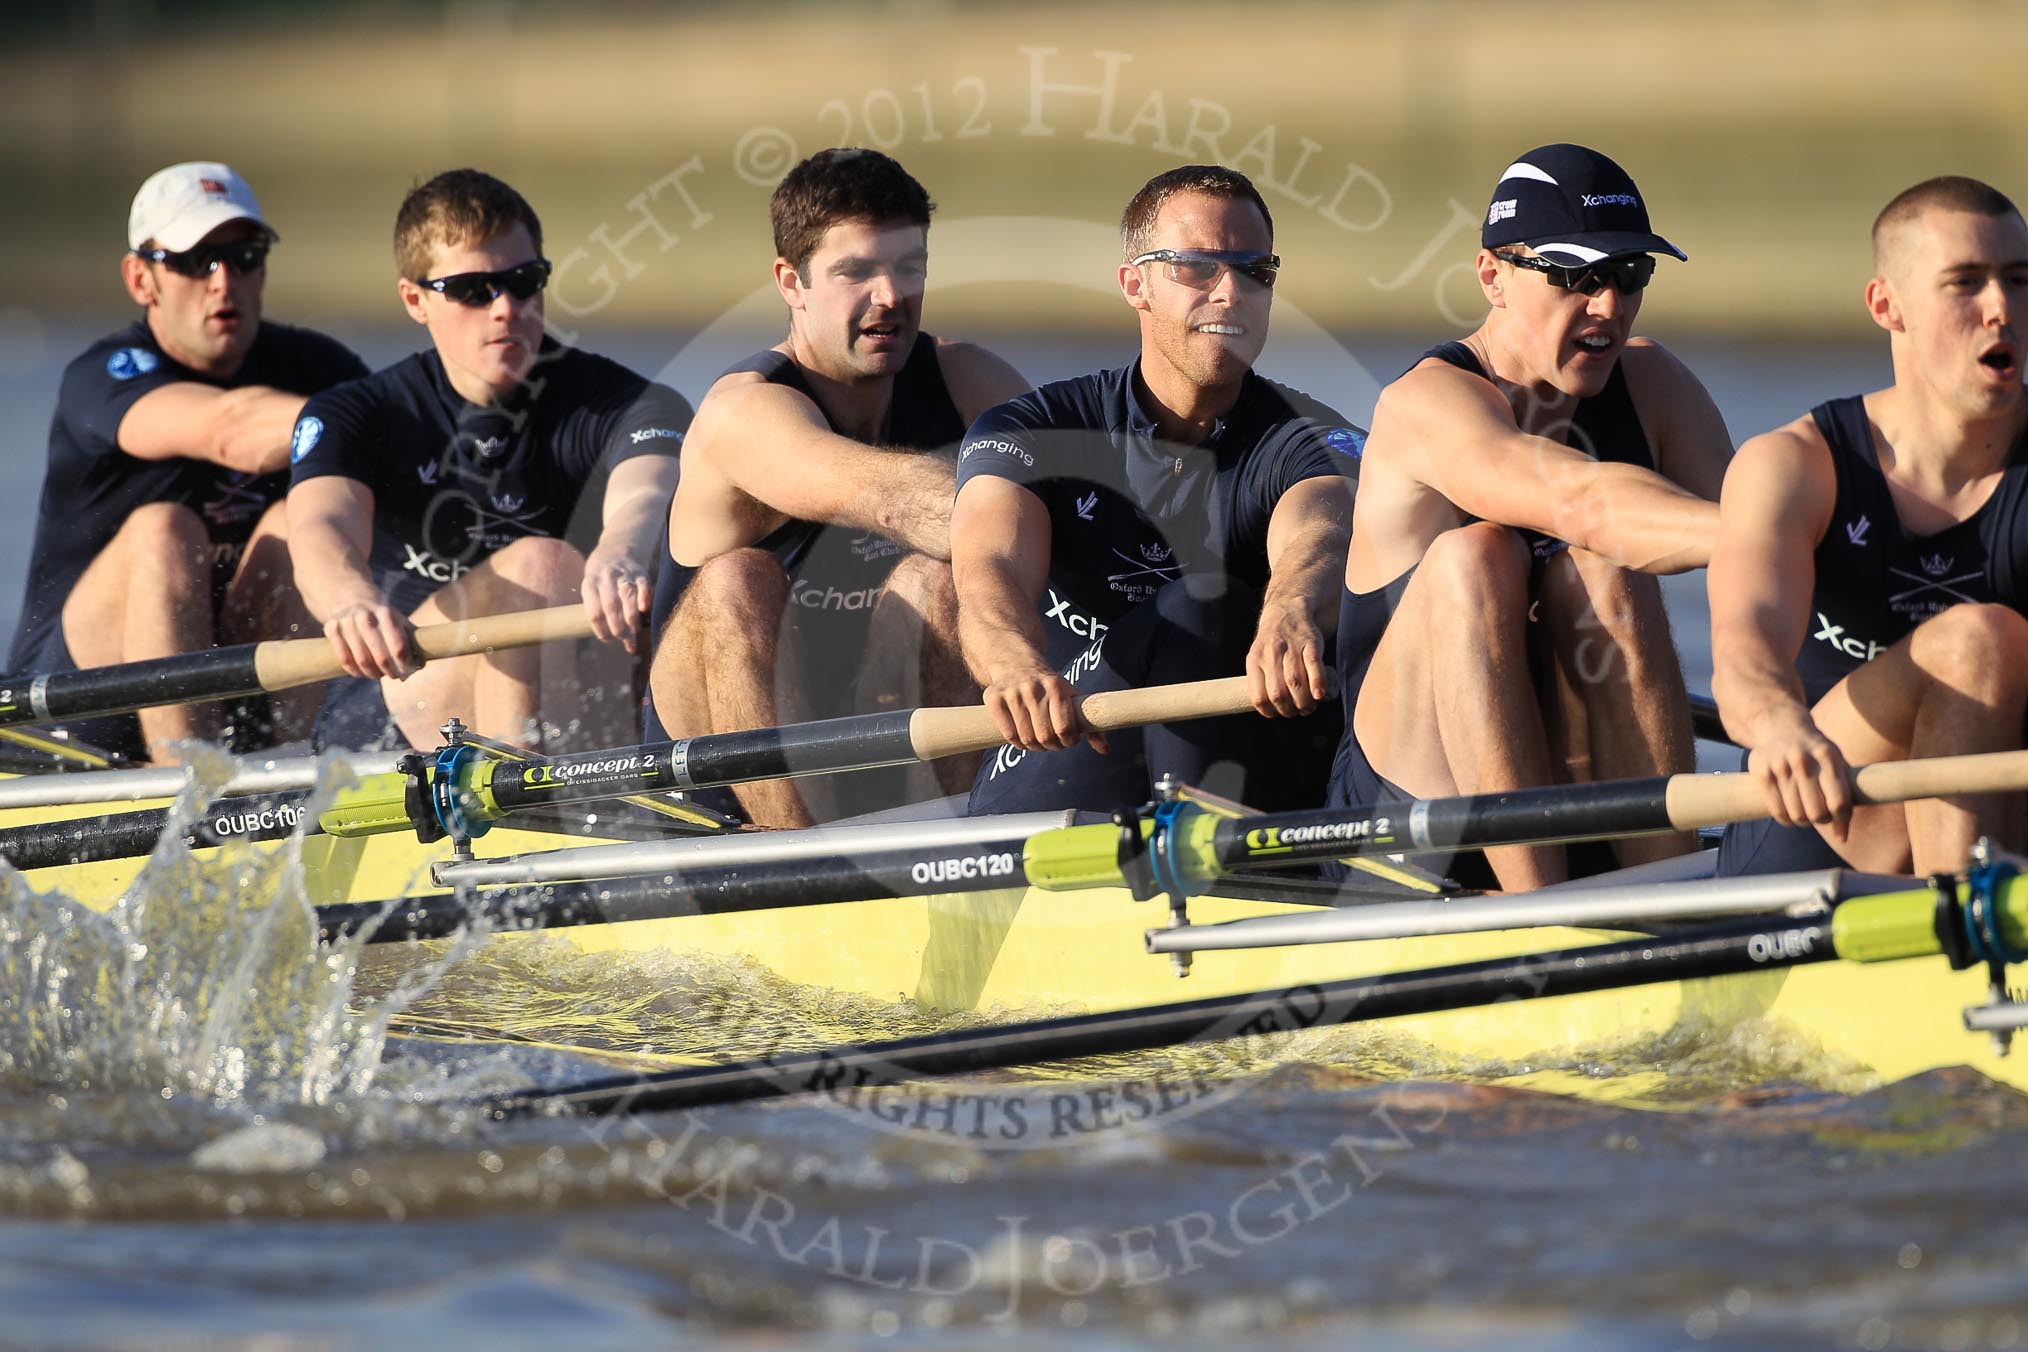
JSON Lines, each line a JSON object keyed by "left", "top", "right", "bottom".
{"left": 1962, "top": 848, "right": 2026, "bottom": 969}
{"left": 1146, "top": 775, "right": 1213, "bottom": 979}
{"left": 1148, "top": 795, "right": 1210, "bottom": 902}
{"left": 1956, "top": 840, "right": 2028, "bottom": 1057}
{"left": 429, "top": 739, "right": 493, "bottom": 849}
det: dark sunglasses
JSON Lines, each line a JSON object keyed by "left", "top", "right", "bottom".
{"left": 1495, "top": 251, "right": 1656, "bottom": 296}
{"left": 415, "top": 258, "right": 553, "bottom": 307}
{"left": 132, "top": 239, "right": 271, "bottom": 278}
{"left": 1131, "top": 248, "right": 1280, "bottom": 290}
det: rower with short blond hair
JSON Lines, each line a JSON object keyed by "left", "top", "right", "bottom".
{"left": 288, "top": 168, "right": 690, "bottom": 752}
{"left": 1710, "top": 175, "right": 2028, "bottom": 875}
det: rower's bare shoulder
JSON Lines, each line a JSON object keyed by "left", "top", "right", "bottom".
{"left": 1736, "top": 413, "right": 1831, "bottom": 467}
{"left": 1365, "top": 359, "right": 1507, "bottom": 460}
{"left": 1617, "top": 337, "right": 1713, "bottom": 400}
{"left": 688, "top": 370, "right": 820, "bottom": 461}
{"left": 1722, "top": 415, "right": 1837, "bottom": 535}
{"left": 931, "top": 338, "right": 1031, "bottom": 420}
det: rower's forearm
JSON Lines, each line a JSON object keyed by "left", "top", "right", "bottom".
{"left": 861, "top": 458, "right": 957, "bottom": 560}
{"left": 1263, "top": 522, "right": 1352, "bottom": 631}
{"left": 958, "top": 578, "right": 1052, "bottom": 686}
{"left": 291, "top": 531, "right": 384, "bottom": 623}
{"left": 1711, "top": 648, "right": 1814, "bottom": 747}
{"left": 597, "top": 499, "right": 672, "bottom": 570}
{"left": 212, "top": 388, "right": 309, "bottom": 475}
{"left": 1565, "top": 471, "right": 1718, "bottom": 574}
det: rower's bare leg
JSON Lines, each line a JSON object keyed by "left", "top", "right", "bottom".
{"left": 1535, "top": 548, "right": 1696, "bottom": 866}
{"left": 648, "top": 548, "right": 813, "bottom": 828}
{"left": 219, "top": 501, "right": 320, "bottom": 744}
{"left": 860, "top": 553, "right": 981, "bottom": 798}
{"left": 1353, "top": 523, "right": 1565, "bottom": 888}
{"left": 62, "top": 502, "right": 219, "bottom": 762}
{"left": 385, "top": 536, "right": 586, "bottom": 752}
{"left": 1814, "top": 602, "right": 2028, "bottom": 874}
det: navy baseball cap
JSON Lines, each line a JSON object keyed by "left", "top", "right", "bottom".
{"left": 1481, "top": 144, "right": 1685, "bottom": 265}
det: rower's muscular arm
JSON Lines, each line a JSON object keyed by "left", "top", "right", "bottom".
{"left": 688, "top": 377, "right": 958, "bottom": 559}
{"left": 583, "top": 454, "right": 681, "bottom": 654}
{"left": 118, "top": 382, "right": 308, "bottom": 474}
{"left": 1386, "top": 364, "right": 1718, "bottom": 572}
{"left": 952, "top": 476, "right": 1095, "bottom": 752}
{"left": 1707, "top": 423, "right": 1851, "bottom": 829}
{"left": 1252, "top": 475, "right": 1354, "bottom": 717}
{"left": 286, "top": 475, "right": 416, "bottom": 680}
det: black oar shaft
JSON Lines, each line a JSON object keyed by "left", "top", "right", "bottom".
{"left": 0, "top": 791, "right": 315, "bottom": 869}
{"left": 484, "top": 914, "right": 1837, "bottom": 1118}
{"left": 322, "top": 833, "right": 1034, "bottom": 944}
{"left": 0, "top": 648, "right": 263, "bottom": 730}
{"left": 483, "top": 711, "right": 920, "bottom": 813}
{"left": 1205, "top": 776, "right": 1678, "bottom": 870}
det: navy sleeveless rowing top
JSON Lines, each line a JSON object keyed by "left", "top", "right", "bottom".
{"left": 1791, "top": 395, "right": 2028, "bottom": 703}
{"left": 1334, "top": 340, "right": 1657, "bottom": 701}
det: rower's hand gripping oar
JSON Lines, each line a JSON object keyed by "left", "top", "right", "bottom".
{"left": 0, "top": 605, "right": 594, "bottom": 730}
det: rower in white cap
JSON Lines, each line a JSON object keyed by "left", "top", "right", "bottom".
{"left": 4, "top": 162, "right": 367, "bottom": 763}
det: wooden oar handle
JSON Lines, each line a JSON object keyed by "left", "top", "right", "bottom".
{"left": 905, "top": 675, "right": 1259, "bottom": 762}
{"left": 251, "top": 605, "right": 596, "bottom": 692}
{"left": 1663, "top": 748, "right": 2028, "bottom": 832}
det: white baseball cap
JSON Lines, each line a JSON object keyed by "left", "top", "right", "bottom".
{"left": 127, "top": 162, "right": 277, "bottom": 252}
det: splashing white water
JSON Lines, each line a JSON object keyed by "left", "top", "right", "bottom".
{"left": 0, "top": 746, "right": 474, "bottom": 1107}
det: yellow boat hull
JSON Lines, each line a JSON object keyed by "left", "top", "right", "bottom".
{"left": 15, "top": 797, "right": 2023, "bottom": 1101}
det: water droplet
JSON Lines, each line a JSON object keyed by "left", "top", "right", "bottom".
{"left": 1898, "top": 1242, "right": 1922, "bottom": 1269}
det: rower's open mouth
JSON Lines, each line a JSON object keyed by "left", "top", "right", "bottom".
{"left": 1979, "top": 343, "right": 2019, "bottom": 374}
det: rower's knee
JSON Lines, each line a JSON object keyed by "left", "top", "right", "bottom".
{"left": 1538, "top": 549, "right": 1675, "bottom": 671}
{"left": 1916, "top": 602, "right": 2028, "bottom": 702}
{"left": 114, "top": 501, "right": 209, "bottom": 570}
{"left": 486, "top": 535, "right": 584, "bottom": 596}
{"left": 1422, "top": 522, "right": 1531, "bottom": 617}
{"left": 683, "top": 548, "right": 790, "bottom": 641}
{"left": 877, "top": 553, "right": 957, "bottom": 623}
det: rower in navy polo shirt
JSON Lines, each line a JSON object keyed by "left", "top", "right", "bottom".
{"left": 955, "top": 165, "right": 1362, "bottom": 815}
{"left": 9, "top": 161, "right": 367, "bottom": 763}
{"left": 288, "top": 169, "right": 689, "bottom": 752}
